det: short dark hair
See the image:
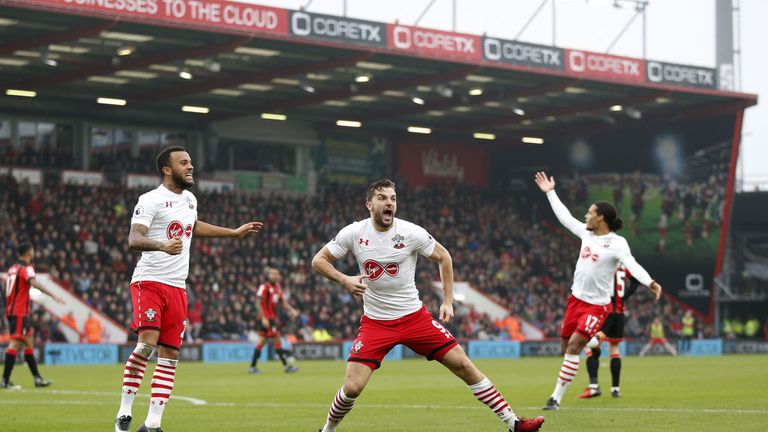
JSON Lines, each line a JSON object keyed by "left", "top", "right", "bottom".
{"left": 366, "top": 178, "right": 396, "bottom": 201}
{"left": 594, "top": 201, "right": 623, "bottom": 231}
{"left": 156, "top": 146, "right": 188, "bottom": 177}
{"left": 17, "top": 242, "right": 33, "bottom": 257}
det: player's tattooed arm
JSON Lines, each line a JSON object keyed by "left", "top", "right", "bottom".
{"left": 128, "top": 224, "right": 182, "bottom": 255}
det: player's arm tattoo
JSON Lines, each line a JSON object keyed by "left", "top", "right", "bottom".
{"left": 128, "top": 224, "right": 164, "bottom": 252}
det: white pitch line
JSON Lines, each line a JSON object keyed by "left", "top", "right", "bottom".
{"left": 20, "top": 389, "right": 208, "bottom": 405}
{"left": 9, "top": 392, "right": 767, "bottom": 415}
{"left": 212, "top": 402, "right": 767, "bottom": 415}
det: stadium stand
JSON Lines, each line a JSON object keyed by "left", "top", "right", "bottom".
{"left": 1, "top": 173, "right": 714, "bottom": 343}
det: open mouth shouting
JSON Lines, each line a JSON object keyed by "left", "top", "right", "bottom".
{"left": 381, "top": 208, "right": 394, "bottom": 224}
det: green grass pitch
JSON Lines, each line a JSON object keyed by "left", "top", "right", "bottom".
{"left": 0, "top": 355, "right": 764, "bottom": 431}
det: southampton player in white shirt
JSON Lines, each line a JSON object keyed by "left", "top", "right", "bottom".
{"left": 114, "top": 146, "right": 263, "bottom": 432}
{"left": 312, "top": 179, "right": 544, "bottom": 432}
{"left": 534, "top": 172, "right": 662, "bottom": 410}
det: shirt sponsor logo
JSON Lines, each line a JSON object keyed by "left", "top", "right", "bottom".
{"left": 581, "top": 246, "right": 599, "bottom": 262}
{"left": 363, "top": 259, "right": 400, "bottom": 281}
{"left": 167, "top": 220, "right": 184, "bottom": 239}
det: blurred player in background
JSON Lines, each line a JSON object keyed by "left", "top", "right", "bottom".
{"left": 612, "top": 176, "right": 624, "bottom": 213}
{"left": 534, "top": 171, "right": 662, "bottom": 411}
{"left": 114, "top": 146, "right": 263, "bottom": 432}
{"left": 249, "top": 267, "right": 300, "bottom": 374}
{"left": 2, "top": 242, "right": 65, "bottom": 390}
{"left": 657, "top": 181, "right": 677, "bottom": 253}
{"left": 629, "top": 174, "right": 646, "bottom": 237}
{"left": 639, "top": 317, "right": 678, "bottom": 356}
{"left": 680, "top": 185, "right": 697, "bottom": 247}
{"left": 578, "top": 265, "right": 639, "bottom": 399}
{"left": 312, "top": 178, "right": 544, "bottom": 432}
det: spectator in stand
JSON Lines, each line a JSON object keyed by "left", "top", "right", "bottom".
{"left": 497, "top": 315, "right": 525, "bottom": 341}
{"left": 60, "top": 311, "right": 78, "bottom": 333}
{"left": 187, "top": 300, "right": 203, "bottom": 342}
{"left": 84, "top": 312, "right": 103, "bottom": 344}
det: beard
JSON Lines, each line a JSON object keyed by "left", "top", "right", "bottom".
{"left": 373, "top": 208, "right": 394, "bottom": 228}
{"left": 171, "top": 170, "right": 194, "bottom": 189}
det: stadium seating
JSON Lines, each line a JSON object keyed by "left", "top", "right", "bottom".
{"left": 0, "top": 174, "right": 709, "bottom": 343}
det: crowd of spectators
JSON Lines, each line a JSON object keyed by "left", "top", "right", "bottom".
{"left": 1, "top": 142, "right": 75, "bottom": 169}
{"left": 2, "top": 142, "right": 281, "bottom": 176}
{"left": 2, "top": 142, "right": 175, "bottom": 174}
{"left": 0, "top": 173, "right": 723, "bottom": 346}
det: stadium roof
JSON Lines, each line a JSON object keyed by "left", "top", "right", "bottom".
{"left": 0, "top": 0, "right": 758, "bottom": 141}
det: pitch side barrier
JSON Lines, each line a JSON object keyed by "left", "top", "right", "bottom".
{"left": 15, "top": 340, "right": 766, "bottom": 365}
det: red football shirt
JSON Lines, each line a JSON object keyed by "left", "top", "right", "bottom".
{"left": 257, "top": 282, "right": 283, "bottom": 320}
{"left": 609, "top": 266, "right": 637, "bottom": 314}
{"left": 4, "top": 263, "right": 35, "bottom": 317}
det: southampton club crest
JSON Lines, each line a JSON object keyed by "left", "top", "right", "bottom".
{"left": 145, "top": 308, "right": 157, "bottom": 322}
{"left": 392, "top": 234, "right": 405, "bottom": 249}
{"left": 351, "top": 340, "right": 364, "bottom": 353}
